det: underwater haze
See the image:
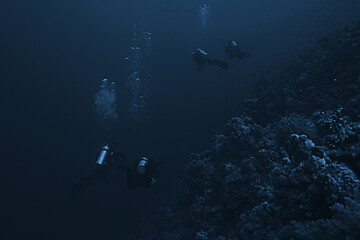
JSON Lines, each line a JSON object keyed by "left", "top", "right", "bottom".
{"left": 1, "top": 0, "right": 360, "bottom": 239}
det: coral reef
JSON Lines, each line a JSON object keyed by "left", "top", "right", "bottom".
{"left": 137, "top": 21, "right": 360, "bottom": 239}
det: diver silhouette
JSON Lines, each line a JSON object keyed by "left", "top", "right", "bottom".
{"left": 71, "top": 143, "right": 162, "bottom": 197}
{"left": 225, "top": 40, "right": 251, "bottom": 60}
{"left": 192, "top": 48, "right": 229, "bottom": 71}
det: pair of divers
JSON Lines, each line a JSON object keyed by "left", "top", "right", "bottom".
{"left": 192, "top": 40, "right": 251, "bottom": 71}
{"left": 71, "top": 143, "right": 162, "bottom": 197}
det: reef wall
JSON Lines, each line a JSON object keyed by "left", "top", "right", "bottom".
{"left": 137, "top": 21, "right": 360, "bottom": 240}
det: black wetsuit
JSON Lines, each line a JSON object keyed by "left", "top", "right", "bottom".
{"left": 192, "top": 49, "right": 229, "bottom": 71}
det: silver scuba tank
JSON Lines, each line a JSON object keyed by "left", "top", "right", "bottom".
{"left": 230, "top": 40, "right": 238, "bottom": 48}
{"left": 96, "top": 144, "right": 110, "bottom": 165}
{"left": 197, "top": 48, "right": 208, "bottom": 56}
{"left": 137, "top": 156, "right": 149, "bottom": 174}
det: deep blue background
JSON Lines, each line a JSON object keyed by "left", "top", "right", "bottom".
{"left": 1, "top": 0, "right": 360, "bottom": 239}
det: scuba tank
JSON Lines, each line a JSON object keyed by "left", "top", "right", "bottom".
{"left": 96, "top": 144, "right": 110, "bottom": 165}
{"left": 137, "top": 156, "right": 149, "bottom": 174}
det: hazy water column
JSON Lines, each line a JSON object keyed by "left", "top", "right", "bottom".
{"left": 94, "top": 78, "right": 118, "bottom": 126}
{"left": 127, "top": 26, "right": 152, "bottom": 125}
{"left": 199, "top": 0, "right": 210, "bottom": 30}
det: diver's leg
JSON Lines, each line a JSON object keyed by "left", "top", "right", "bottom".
{"left": 70, "top": 166, "right": 107, "bottom": 197}
{"left": 71, "top": 175, "right": 91, "bottom": 197}
{"left": 214, "top": 60, "right": 229, "bottom": 69}
{"left": 126, "top": 169, "right": 137, "bottom": 189}
{"left": 197, "top": 63, "right": 205, "bottom": 71}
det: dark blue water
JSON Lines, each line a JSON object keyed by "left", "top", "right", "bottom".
{"left": 1, "top": 0, "right": 360, "bottom": 239}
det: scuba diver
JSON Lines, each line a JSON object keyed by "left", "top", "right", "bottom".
{"left": 225, "top": 40, "right": 251, "bottom": 60}
{"left": 192, "top": 48, "right": 229, "bottom": 71}
{"left": 127, "top": 156, "right": 162, "bottom": 189}
{"left": 71, "top": 143, "right": 162, "bottom": 197}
